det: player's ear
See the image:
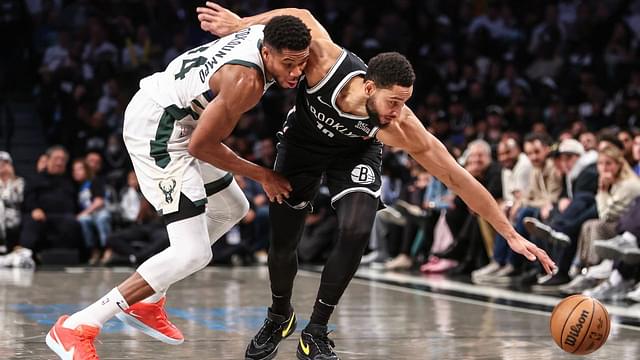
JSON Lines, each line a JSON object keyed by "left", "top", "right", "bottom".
{"left": 261, "top": 45, "right": 271, "bottom": 62}
{"left": 364, "top": 80, "right": 376, "bottom": 96}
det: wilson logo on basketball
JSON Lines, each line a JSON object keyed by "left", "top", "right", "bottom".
{"left": 565, "top": 310, "right": 590, "bottom": 346}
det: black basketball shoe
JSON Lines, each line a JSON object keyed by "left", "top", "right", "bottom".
{"left": 296, "top": 324, "right": 339, "bottom": 360}
{"left": 245, "top": 308, "right": 297, "bottom": 360}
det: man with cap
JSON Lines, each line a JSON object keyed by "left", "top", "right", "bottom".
{"left": 526, "top": 138, "right": 599, "bottom": 291}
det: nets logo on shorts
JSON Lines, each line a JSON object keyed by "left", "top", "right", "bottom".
{"left": 351, "top": 164, "right": 375, "bottom": 185}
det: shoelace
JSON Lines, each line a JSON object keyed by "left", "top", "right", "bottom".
{"left": 255, "top": 318, "right": 279, "bottom": 344}
{"left": 77, "top": 330, "right": 99, "bottom": 359}
{"left": 314, "top": 330, "right": 336, "bottom": 354}
{"left": 151, "top": 306, "right": 177, "bottom": 330}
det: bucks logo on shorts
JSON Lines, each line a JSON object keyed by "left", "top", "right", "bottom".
{"left": 159, "top": 179, "right": 177, "bottom": 204}
{"left": 351, "top": 164, "right": 375, "bottom": 185}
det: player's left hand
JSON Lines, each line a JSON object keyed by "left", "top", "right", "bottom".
{"left": 507, "top": 233, "right": 556, "bottom": 275}
{"left": 197, "top": 2, "right": 241, "bottom": 36}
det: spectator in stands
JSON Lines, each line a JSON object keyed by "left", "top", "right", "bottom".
{"left": 579, "top": 131, "right": 598, "bottom": 152}
{"left": 576, "top": 145, "right": 640, "bottom": 267}
{"left": 235, "top": 174, "right": 270, "bottom": 264}
{"left": 472, "top": 137, "right": 532, "bottom": 283}
{"left": 7, "top": 146, "right": 81, "bottom": 266}
{"left": 362, "top": 149, "right": 407, "bottom": 266}
{"left": 473, "top": 133, "right": 562, "bottom": 285}
{"left": 384, "top": 169, "right": 431, "bottom": 271}
{"left": 560, "top": 145, "right": 640, "bottom": 296}
{"left": 72, "top": 158, "right": 111, "bottom": 265}
{"left": 618, "top": 129, "right": 635, "bottom": 165}
{"left": 297, "top": 186, "right": 338, "bottom": 264}
{"left": 437, "top": 140, "right": 502, "bottom": 275}
{"left": 527, "top": 139, "right": 601, "bottom": 290}
{"left": 36, "top": 153, "right": 48, "bottom": 173}
{"left": 101, "top": 197, "right": 167, "bottom": 266}
{"left": 118, "top": 170, "right": 141, "bottom": 227}
{"left": 632, "top": 133, "right": 640, "bottom": 175}
{"left": 0, "top": 151, "right": 24, "bottom": 253}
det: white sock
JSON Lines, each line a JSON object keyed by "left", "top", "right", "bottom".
{"left": 622, "top": 231, "right": 638, "bottom": 244}
{"left": 63, "top": 287, "right": 129, "bottom": 329}
{"left": 142, "top": 289, "right": 167, "bottom": 304}
{"left": 610, "top": 270, "right": 623, "bottom": 286}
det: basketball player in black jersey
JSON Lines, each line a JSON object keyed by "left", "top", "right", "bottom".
{"left": 198, "top": 4, "right": 556, "bottom": 360}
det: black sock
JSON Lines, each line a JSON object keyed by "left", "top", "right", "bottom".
{"left": 271, "top": 293, "right": 292, "bottom": 317}
{"left": 309, "top": 298, "right": 335, "bottom": 326}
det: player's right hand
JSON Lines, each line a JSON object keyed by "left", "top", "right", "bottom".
{"left": 261, "top": 170, "right": 292, "bottom": 204}
{"left": 197, "top": 2, "right": 241, "bottom": 37}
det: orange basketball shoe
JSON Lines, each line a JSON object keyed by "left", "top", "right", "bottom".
{"left": 115, "top": 297, "right": 184, "bottom": 345}
{"left": 45, "top": 315, "right": 100, "bottom": 360}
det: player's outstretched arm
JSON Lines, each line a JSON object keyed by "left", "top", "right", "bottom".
{"left": 197, "top": 1, "right": 332, "bottom": 41}
{"left": 188, "top": 65, "right": 292, "bottom": 203}
{"left": 376, "top": 108, "right": 556, "bottom": 275}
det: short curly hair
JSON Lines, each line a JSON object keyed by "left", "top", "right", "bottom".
{"left": 263, "top": 15, "right": 311, "bottom": 51}
{"left": 365, "top": 52, "right": 415, "bottom": 88}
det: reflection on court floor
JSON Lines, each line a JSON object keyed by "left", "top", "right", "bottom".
{"left": 1, "top": 267, "right": 638, "bottom": 359}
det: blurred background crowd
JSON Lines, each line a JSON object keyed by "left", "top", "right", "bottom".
{"left": 1, "top": 0, "right": 640, "bottom": 301}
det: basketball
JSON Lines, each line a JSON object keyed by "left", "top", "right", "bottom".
{"left": 550, "top": 295, "right": 611, "bottom": 355}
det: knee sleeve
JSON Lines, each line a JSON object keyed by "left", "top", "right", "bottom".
{"left": 137, "top": 213, "right": 212, "bottom": 292}
{"left": 205, "top": 180, "right": 249, "bottom": 245}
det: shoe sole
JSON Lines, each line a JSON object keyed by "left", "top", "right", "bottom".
{"left": 296, "top": 348, "right": 340, "bottom": 360}
{"left": 46, "top": 330, "right": 74, "bottom": 360}
{"left": 525, "top": 220, "right": 570, "bottom": 247}
{"left": 595, "top": 244, "right": 624, "bottom": 261}
{"left": 246, "top": 348, "right": 279, "bottom": 360}
{"left": 115, "top": 312, "right": 183, "bottom": 345}
{"left": 524, "top": 220, "right": 551, "bottom": 243}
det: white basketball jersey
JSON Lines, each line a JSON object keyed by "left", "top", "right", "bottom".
{"left": 139, "top": 25, "right": 273, "bottom": 115}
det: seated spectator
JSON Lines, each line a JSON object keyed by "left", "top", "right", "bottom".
{"left": 4, "top": 146, "right": 81, "bottom": 266}
{"left": 473, "top": 136, "right": 539, "bottom": 284}
{"left": 36, "top": 153, "right": 48, "bottom": 173}
{"left": 118, "top": 170, "right": 142, "bottom": 227}
{"left": 574, "top": 196, "right": 640, "bottom": 300}
{"left": 383, "top": 169, "right": 431, "bottom": 271}
{"left": 436, "top": 140, "right": 502, "bottom": 275}
{"left": 0, "top": 151, "right": 24, "bottom": 253}
{"left": 235, "top": 174, "right": 270, "bottom": 263}
{"left": 362, "top": 148, "right": 407, "bottom": 266}
{"left": 575, "top": 145, "right": 640, "bottom": 268}
{"left": 527, "top": 139, "right": 601, "bottom": 290}
{"left": 473, "top": 133, "right": 563, "bottom": 285}
{"left": 633, "top": 133, "right": 640, "bottom": 176}
{"left": 297, "top": 185, "right": 338, "bottom": 264}
{"left": 101, "top": 197, "right": 168, "bottom": 266}
{"left": 72, "top": 158, "right": 112, "bottom": 265}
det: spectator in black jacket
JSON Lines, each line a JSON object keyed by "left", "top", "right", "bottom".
{"left": 11, "top": 146, "right": 82, "bottom": 264}
{"left": 438, "top": 140, "right": 503, "bottom": 275}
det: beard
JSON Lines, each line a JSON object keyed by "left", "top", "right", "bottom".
{"left": 366, "top": 97, "right": 387, "bottom": 128}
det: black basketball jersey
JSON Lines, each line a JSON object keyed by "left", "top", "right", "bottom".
{"left": 283, "top": 49, "right": 380, "bottom": 147}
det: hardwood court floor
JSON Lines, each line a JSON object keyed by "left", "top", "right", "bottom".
{"left": 1, "top": 266, "right": 638, "bottom": 359}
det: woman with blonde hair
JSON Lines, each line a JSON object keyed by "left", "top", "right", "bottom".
{"left": 562, "top": 144, "right": 640, "bottom": 295}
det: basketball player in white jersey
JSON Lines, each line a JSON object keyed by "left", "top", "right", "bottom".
{"left": 45, "top": 16, "right": 311, "bottom": 359}
{"left": 198, "top": 4, "right": 556, "bottom": 360}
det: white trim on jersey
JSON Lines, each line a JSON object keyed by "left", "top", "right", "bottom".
{"left": 306, "top": 50, "right": 347, "bottom": 94}
{"left": 331, "top": 70, "right": 368, "bottom": 120}
{"left": 330, "top": 186, "right": 381, "bottom": 207}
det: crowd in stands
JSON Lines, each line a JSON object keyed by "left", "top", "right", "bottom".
{"left": 2, "top": 0, "right": 640, "bottom": 301}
